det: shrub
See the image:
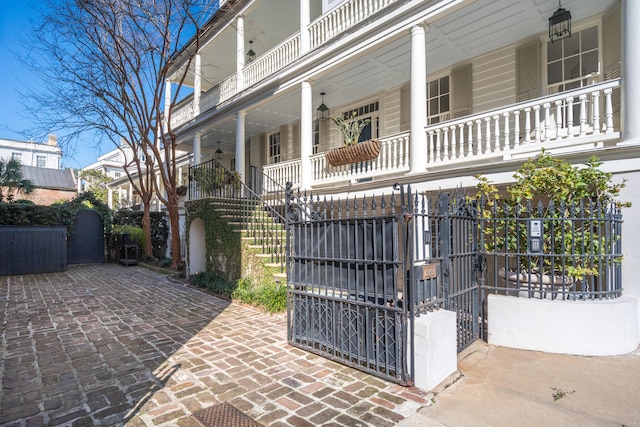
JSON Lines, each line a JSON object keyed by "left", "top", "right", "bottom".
{"left": 475, "top": 150, "right": 629, "bottom": 280}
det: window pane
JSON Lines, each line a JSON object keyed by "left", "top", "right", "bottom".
{"left": 429, "top": 98, "right": 439, "bottom": 115}
{"left": 440, "top": 76, "right": 449, "bottom": 94}
{"left": 582, "top": 50, "right": 598, "bottom": 75}
{"left": 440, "top": 94, "right": 449, "bottom": 113}
{"left": 547, "top": 40, "right": 562, "bottom": 62}
{"left": 565, "top": 80, "right": 581, "bottom": 90}
{"left": 564, "top": 55, "right": 580, "bottom": 80}
{"left": 564, "top": 34, "right": 580, "bottom": 56}
{"left": 581, "top": 26, "right": 598, "bottom": 51}
{"left": 429, "top": 80, "right": 438, "bottom": 97}
{"left": 548, "top": 61, "right": 562, "bottom": 84}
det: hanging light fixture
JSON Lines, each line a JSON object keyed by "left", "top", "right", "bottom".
{"left": 215, "top": 141, "right": 223, "bottom": 161}
{"left": 246, "top": 40, "right": 256, "bottom": 62}
{"left": 316, "top": 92, "right": 329, "bottom": 122}
{"left": 548, "top": 1, "right": 571, "bottom": 43}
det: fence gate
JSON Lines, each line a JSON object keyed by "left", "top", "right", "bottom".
{"left": 68, "top": 209, "right": 105, "bottom": 265}
{"left": 408, "top": 192, "right": 482, "bottom": 353}
{"left": 286, "top": 184, "right": 482, "bottom": 385}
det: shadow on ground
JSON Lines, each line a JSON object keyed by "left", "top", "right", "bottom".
{"left": 0, "top": 264, "right": 229, "bottom": 425}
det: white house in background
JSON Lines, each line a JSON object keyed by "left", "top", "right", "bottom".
{"left": 162, "top": 0, "right": 639, "bottom": 386}
{"left": 0, "top": 135, "right": 61, "bottom": 169}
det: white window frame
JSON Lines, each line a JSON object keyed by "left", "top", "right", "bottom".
{"left": 545, "top": 22, "right": 601, "bottom": 95}
{"left": 427, "top": 74, "right": 450, "bottom": 125}
{"left": 268, "top": 131, "right": 281, "bottom": 164}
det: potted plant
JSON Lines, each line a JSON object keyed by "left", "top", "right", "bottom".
{"left": 325, "top": 112, "right": 380, "bottom": 167}
{"left": 475, "top": 150, "right": 629, "bottom": 295}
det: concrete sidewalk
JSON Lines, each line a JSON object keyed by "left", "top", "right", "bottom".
{"left": 399, "top": 340, "right": 640, "bottom": 427}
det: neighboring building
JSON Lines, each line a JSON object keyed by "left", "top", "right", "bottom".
{"left": 0, "top": 135, "right": 62, "bottom": 169}
{"left": 131, "top": 0, "right": 640, "bottom": 382}
{"left": 20, "top": 165, "right": 77, "bottom": 205}
{"left": 80, "top": 146, "right": 128, "bottom": 184}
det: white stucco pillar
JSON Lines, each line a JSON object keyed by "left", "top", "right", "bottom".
{"left": 300, "top": 81, "right": 313, "bottom": 190}
{"left": 107, "top": 188, "right": 113, "bottom": 209}
{"left": 193, "top": 132, "right": 201, "bottom": 166}
{"left": 300, "top": 0, "right": 310, "bottom": 54}
{"left": 194, "top": 53, "right": 201, "bottom": 116}
{"left": 164, "top": 79, "right": 171, "bottom": 133}
{"left": 236, "top": 15, "right": 245, "bottom": 91}
{"left": 128, "top": 183, "right": 133, "bottom": 206}
{"left": 410, "top": 25, "right": 428, "bottom": 174}
{"left": 236, "top": 111, "right": 246, "bottom": 184}
{"left": 623, "top": 0, "right": 640, "bottom": 143}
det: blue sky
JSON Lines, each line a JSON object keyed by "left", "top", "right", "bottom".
{"left": 0, "top": 1, "right": 108, "bottom": 169}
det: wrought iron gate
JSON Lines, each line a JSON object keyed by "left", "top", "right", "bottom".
{"left": 286, "top": 183, "right": 481, "bottom": 385}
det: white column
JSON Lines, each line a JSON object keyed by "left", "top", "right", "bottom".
{"left": 236, "top": 111, "right": 246, "bottom": 184}
{"left": 128, "top": 182, "right": 133, "bottom": 206}
{"left": 300, "top": 0, "right": 310, "bottom": 54}
{"left": 300, "top": 80, "right": 313, "bottom": 190}
{"left": 623, "top": 0, "right": 640, "bottom": 142}
{"left": 107, "top": 188, "right": 113, "bottom": 209}
{"left": 194, "top": 53, "right": 201, "bottom": 116}
{"left": 410, "top": 25, "right": 428, "bottom": 174}
{"left": 193, "top": 132, "right": 201, "bottom": 166}
{"left": 164, "top": 79, "right": 171, "bottom": 133}
{"left": 236, "top": 15, "right": 245, "bottom": 91}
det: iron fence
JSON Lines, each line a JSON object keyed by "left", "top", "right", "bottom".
{"left": 480, "top": 199, "right": 623, "bottom": 300}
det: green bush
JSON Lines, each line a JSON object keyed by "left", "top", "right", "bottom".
{"left": 192, "top": 273, "right": 286, "bottom": 313}
{"left": 113, "top": 210, "right": 169, "bottom": 258}
{"left": 111, "top": 224, "right": 146, "bottom": 248}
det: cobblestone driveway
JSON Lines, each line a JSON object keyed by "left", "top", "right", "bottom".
{"left": 0, "top": 265, "right": 427, "bottom": 426}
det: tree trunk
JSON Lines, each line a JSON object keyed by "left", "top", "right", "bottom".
{"left": 141, "top": 200, "right": 153, "bottom": 258}
{"left": 166, "top": 199, "right": 182, "bottom": 269}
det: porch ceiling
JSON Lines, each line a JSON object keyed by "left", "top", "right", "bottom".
{"left": 187, "top": 0, "right": 617, "bottom": 153}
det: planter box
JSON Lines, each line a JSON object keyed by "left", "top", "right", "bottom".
{"left": 325, "top": 139, "right": 381, "bottom": 167}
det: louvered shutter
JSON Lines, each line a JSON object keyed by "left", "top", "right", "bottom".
{"left": 452, "top": 64, "right": 472, "bottom": 118}
{"left": 400, "top": 84, "right": 410, "bottom": 131}
{"left": 603, "top": 4, "right": 621, "bottom": 121}
{"left": 516, "top": 41, "right": 541, "bottom": 102}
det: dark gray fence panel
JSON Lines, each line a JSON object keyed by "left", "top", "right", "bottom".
{"left": 0, "top": 226, "right": 67, "bottom": 276}
{"left": 68, "top": 209, "right": 105, "bottom": 265}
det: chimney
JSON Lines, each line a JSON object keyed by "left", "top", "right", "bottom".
{"left": 48, "top": 134, "right": 58, "bottom": 146}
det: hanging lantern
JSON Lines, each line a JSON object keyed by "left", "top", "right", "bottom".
{"left": 549, "top": 1, "right": 571, "bottom": 43}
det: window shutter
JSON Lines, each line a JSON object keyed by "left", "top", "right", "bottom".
{"left": 516, "top": 41, "right": 541, "bottom": 102}
{"left": 603, "top": 4, "right": 621, "bottom": 120}
{"left": 452, "top": 64, "right": 472, "bottom": 118}
{"left": 400, "top": 84, "right": 410, "bottom": 131}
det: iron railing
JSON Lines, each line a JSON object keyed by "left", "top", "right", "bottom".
{"left": 189, "top": 159, "right": 287, "bottom": 270}
{"left": 480, "top": 199, "right": 623, "bottom": 300}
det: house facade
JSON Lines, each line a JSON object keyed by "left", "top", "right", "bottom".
{"left": 0, "top": 135, "right": 62, "bottom": 169}
{"left": 167, "top": 0, "right": 639, "bottom": 374}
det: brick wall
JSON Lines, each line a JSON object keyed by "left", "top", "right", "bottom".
{"left": 20, "top": 189, "right": 77, "bottom": 205}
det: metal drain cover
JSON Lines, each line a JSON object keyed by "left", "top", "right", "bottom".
{"left": 192, "top": 402, "right": 263, "bottom": 427}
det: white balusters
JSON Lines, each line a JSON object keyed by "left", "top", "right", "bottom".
{"left": 604, "top": 88, "right": 614, "bottom": 133}
{"left": 592, "top": 91, "right": 600, "bottom": 134}
{"left": 579, "top": 94, "right": 587, "bottom": 136}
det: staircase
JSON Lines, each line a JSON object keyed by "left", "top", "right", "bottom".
{"left": 188, "top": 160, "right": 289, "bottom": 284}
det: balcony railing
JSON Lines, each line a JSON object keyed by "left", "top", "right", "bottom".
{"left": 261, "top": 79, "right": 621, "bottom": 191}
{"left": 245, "top": 34, "right": 301, "bottom": 88}
{"left": 170, "top": 0, "right": 399, "bottom": 129}
{"left": 426, "top": 79, "right": 621, "bottom": 166}
{"left": 309, "top": 0, "right": 399, "bottom": 49}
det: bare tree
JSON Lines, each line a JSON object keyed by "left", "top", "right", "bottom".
{"left": 23, "top": 0, "right": 220, "bottom": 267}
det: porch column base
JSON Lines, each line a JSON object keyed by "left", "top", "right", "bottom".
{"left": 412, "top": 309, "right": 457, "bottom": 391}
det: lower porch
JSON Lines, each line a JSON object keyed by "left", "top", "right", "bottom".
{"left": 260, "top": 79, "right": 621, "bottom": 194}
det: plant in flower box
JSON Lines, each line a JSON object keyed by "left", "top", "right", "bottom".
{"left": 325, "top": 112, "right": 380, "bottom": 167}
